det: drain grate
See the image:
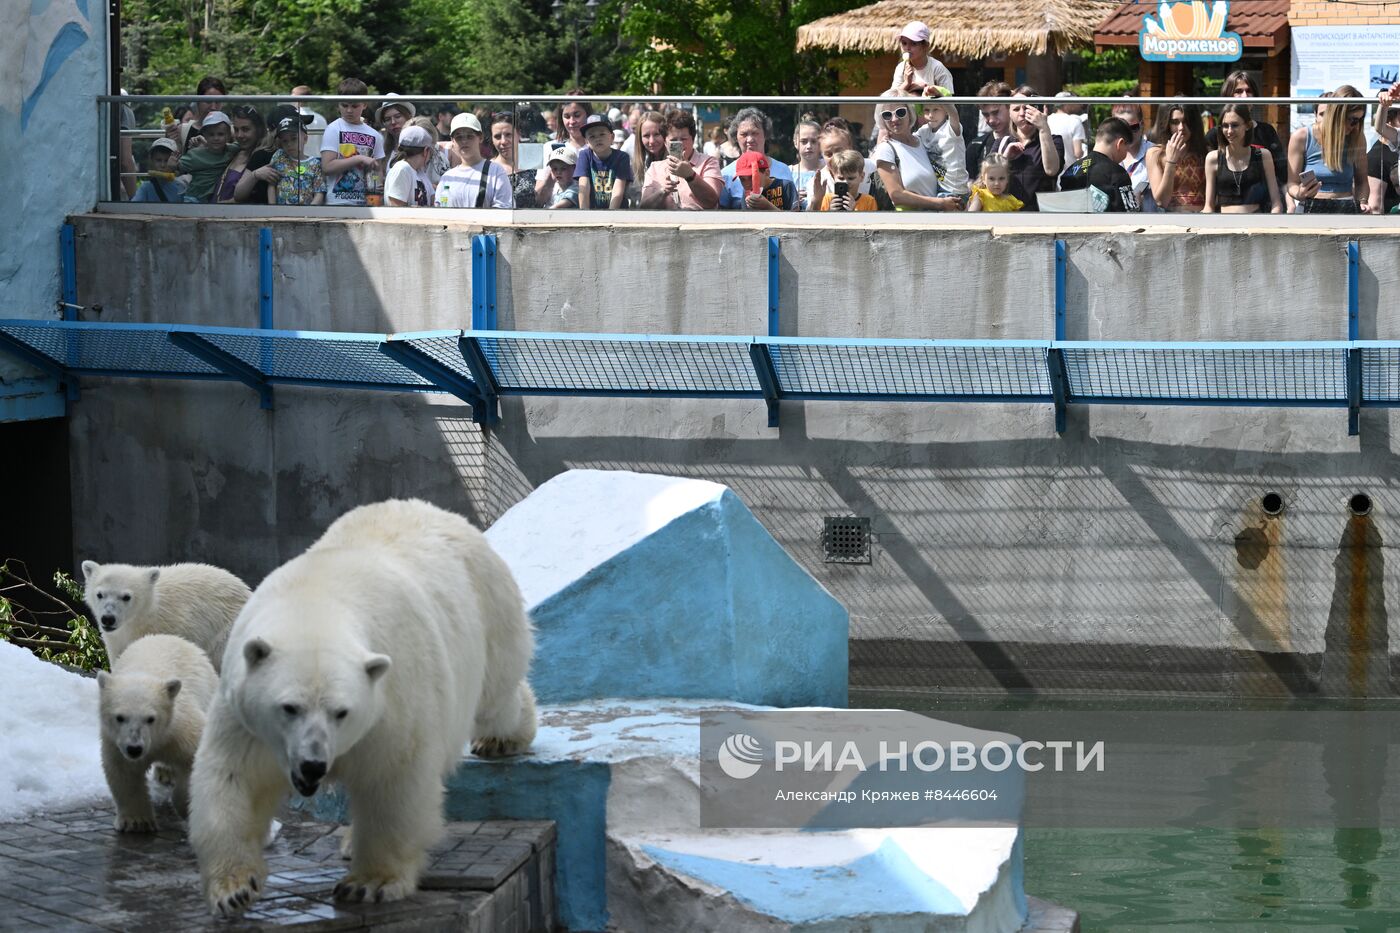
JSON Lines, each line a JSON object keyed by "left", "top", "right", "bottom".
{"left": 824, "top": 516, "right": 871, "bottom": 564}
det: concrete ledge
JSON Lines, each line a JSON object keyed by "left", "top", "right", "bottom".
{"left": 87, "top": 202, "right": 1400, "bottom": 234}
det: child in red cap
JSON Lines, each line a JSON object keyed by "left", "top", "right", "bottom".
{"left": 721, "top": 151, "right": 799, "bottom": 210}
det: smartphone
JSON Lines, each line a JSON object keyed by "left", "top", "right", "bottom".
{"left": 833, "top": 181, "right": 850, "bottom": 197}
{"left": 668, "top": 139, "right": 684, "bottom": 159}
{"left": 1299, "top": 170, "right": 1317, "bottom": 187}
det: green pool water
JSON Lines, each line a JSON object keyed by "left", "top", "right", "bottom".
{"left": 1025, "top": 827, "right": 1400, "bottom": 931}
{"left": 854, "top": 691, "right": 1400, "bottom": 931}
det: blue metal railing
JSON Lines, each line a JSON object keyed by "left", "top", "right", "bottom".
{"left": 1, "top": 317, "right": 1392, "bottom": 436}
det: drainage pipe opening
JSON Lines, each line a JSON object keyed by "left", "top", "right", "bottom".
{"left": 1350, "top": 493, "right": 1373, "bottom": 517}
{"left": 1261, "top": 493, "right": 1284, "bottom": 516}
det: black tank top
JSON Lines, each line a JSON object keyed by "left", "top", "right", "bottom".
{"left": 1216, "top": 146, "right": 1265, "bottom": 208}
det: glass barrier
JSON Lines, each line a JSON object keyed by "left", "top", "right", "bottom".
{"left": 100, "top": 93, "right": 1400, "bottom": 217}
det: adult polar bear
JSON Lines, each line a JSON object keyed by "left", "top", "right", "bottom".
{"left": 190, "top": 499, "right": 536, "bottom": 917}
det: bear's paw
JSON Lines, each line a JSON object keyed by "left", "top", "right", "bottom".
{"left": 113, "top": 813, "right": 158, "bottom": 833}
{"left": 206, "top": 870, "right": 264, "bottom": 918}
{"left": 471, "top": 735, "right": 529, "bottom": 758}
{"left": 334, "top": 872, "right": 416, "bottom": 904}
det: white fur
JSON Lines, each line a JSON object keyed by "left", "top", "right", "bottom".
{"left": 82, "top": 560, "right": 251, "bottom": 673}
{"left": 97, "top": 634, "right": 219, "bottom": 832}
{"left": 189, "top": 499, "right": 536, "bottom": 917}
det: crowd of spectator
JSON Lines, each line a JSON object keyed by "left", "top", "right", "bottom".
{"left": 121, "top": 20, "right": 1400, "bottom": 216}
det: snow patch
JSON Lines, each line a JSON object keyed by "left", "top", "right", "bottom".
{"left": 485, "top": 470, "right": 727, "bottom": 608}
{"left": 0, "top": 640, "right": 105, "bottom": 821}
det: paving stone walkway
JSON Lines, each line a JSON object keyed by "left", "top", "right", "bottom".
{"left": 0, "top": 803, "right": 554, "bottom": 931}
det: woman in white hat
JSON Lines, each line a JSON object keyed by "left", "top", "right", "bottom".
{"left": 376, "top": 94, "right": 417, "bottom": 153}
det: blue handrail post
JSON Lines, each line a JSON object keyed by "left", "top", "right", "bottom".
{"left": 459, "top": 335, "right": 501, "bottom": 427}
{"left": 764, "top": 235, "right": 781, "bottom": 427}
{"left": 57, "top": 224, "right": 79, "bottom": 401}
{"left": 60, "top": 224, "right": 78, "bottom": 320}
{"left": 1347, "top": 240, "right": 1360, "bottom": 436}
{"left": 1050, "top": 240, "right": 1068, "bottom": 433}
{"left": 471, "top": 235, "right": 484, "bottom": 330}
{"left": 258, "top": 228, "right": 274, "bottom": 330}
{"left": 256, "top": 227, "right": 275, "bottom": 409}
{"left": 485, "top": 234, "right": 498, "bottom": 330}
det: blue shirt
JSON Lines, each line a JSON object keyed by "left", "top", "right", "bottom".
{"left": 720, "top": 176, "right": 800, "bottom": 211}
{"left": 574, "top": 147, "right": 634, "bottom": 208}
{"left": 131, "top": 178, "right": 187, "bottom": 203}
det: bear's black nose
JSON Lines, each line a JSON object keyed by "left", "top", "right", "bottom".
{"left": 299, "top": 760, "right": 327, "bottom": 782}
{"left": 124, "top": 745, "right": 143, "bottom": 759}
{"left": 101, "top": 615, "right": 116, "bottom": 630}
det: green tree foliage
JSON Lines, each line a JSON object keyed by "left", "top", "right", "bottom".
{"left": 120, "top": 0, "right": 627, "bottom": 96}
{"left": 610, "top": 0, "right": 869, "bottom": 95}
{"left": 0, "top": 561, "right": 108, "bottom": 673}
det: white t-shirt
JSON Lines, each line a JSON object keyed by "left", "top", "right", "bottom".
{"left": 802, "top": 158, "right": 878, "bottom": 211}
{"left": 436, "top": 159, "right": 514, "bottom": 208}
{"left": 929, "top": 120, "right": 969, "bottom": 195}
{"left": 385, "top": 159, "right": 434, "bottom": 207}
{"left": 320, "top": 118, "right": 385, "bottom": 207}
{"left": 302, "top": 110, "right": 328, "bottom": 158}
{"left": 1047, "top": 112, "right": 1087, "bottom": 163}
{"left": 888, "top": 56, "right": 955, "bottom": 96}
{"left": 873, "top": 129, "right": 941, "bottom": 198}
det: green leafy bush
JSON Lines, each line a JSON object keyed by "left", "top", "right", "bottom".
{"left": 0, "top": 561, "right": 109, "bottom": 672}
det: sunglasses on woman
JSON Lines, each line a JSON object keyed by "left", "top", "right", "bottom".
{"left": 878, "top": 107, "right": 909, "bottom": 122}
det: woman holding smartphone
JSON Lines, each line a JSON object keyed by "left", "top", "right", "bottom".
{"left": 871, "top": 98, "right": 961, "bottom": 210}
{"left": 1288, "top": 85, "right": 1369, "bottom": 213}
{"left": 640, "top": 109, "right": 722, "bottom": 209}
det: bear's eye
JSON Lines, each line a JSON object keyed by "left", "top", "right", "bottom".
{"left": 281, "top": 703, "right": 300, "bottom": 717}
{"left": 145, "top": 716, "right": 155, "bottom": 725}
{"left": 115, "top": 715, "right": 126, "bottom": 724}
{"left": 334, "top": 708, "right": 349, "bottom": 722}
{"left": 96, "top": 591, "right": 105, "bottom": 599}
{"left": 120, "top": 594, "right": 132, "bottom": 602}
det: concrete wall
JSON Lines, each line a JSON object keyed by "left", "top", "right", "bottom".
{"left": 68, "top": 214, "right": 1400, "bottom": 697}
{"left": 1, "top": 0, "right": 105, "bottom": 418}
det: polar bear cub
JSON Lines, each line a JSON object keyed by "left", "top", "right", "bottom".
{"left": 98, "top": 634, "right": 219, "bottom": 831}
{"left": 190, "top": 499, "right": 536, "bottom": 917}
{"left": 82, "top": 560, "right": 251, "bottom": 672}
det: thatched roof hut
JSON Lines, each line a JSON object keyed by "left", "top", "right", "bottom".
{"left": 796, "top": 0, "right": 1120, "bottom": 59}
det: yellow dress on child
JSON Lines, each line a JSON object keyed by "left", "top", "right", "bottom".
{"left": 971, "top": 184, "right": 1023, "bottom": 212}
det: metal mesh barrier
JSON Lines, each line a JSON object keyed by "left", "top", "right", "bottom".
{"left": 1360, "top": 345, "right": 1400, "bottom": 404}
{"left": 1060, "top": 343, "right": 1350, "bottom": 403}
{"left": 769, "top": 340, "right": 1052, "bottom": 400}
{"left": 199, "top": 330, "right": 433, "bottom": 388}
{"left": 475, "top": 334, "right": 762, "bottom": 396}
{"left": 0, "top": 321, "right": 222, "bottom": 377}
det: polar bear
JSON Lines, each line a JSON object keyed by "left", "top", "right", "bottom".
{"left": 82, "top": 560, "right": 251, "bottom": 673}
{"left": 98, "top": 634, "right": 219, "bottom": 831}
{"left": 189, "top": 499, "right": 536, "bottom": 917}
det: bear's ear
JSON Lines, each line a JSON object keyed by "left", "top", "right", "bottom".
{"left": 81, "top": 560, "right": 99, "bottom": 581}
{"left": 364, "top": 654, "right": 391, "bottom": 683}
{"left": 96, "top": 671, "right": 109, "bottom": 689}
{"left": 164, "top": 679, "right": 182, "bottom": 701}
{"left": 243, "top": 638, "right": 272, "bottom": 669}
{"left": 148, "top": 568, "right": 161, "bottom": 585}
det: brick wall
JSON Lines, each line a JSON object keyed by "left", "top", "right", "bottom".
{"left": 1290, "top": 0, "right": 1400, "bottom": 26}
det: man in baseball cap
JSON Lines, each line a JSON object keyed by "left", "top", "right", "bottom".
{"left": 892, "top": 20, "right": 954, "bottom": 99}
